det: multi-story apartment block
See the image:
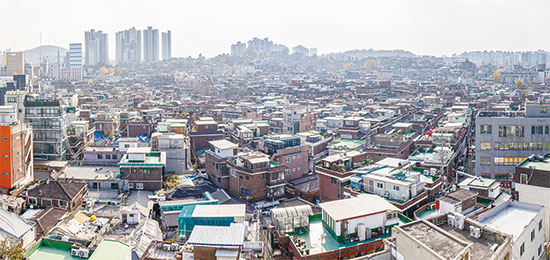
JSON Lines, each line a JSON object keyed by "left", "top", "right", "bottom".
{"left": 189, "top": 118, "right": 224, "bottom": 158}
{"left": 227, "top": 151, "right": 288, "bottom": 202}
{"left": 84, "top": 29, "right": 109, "bottom": 66}
{"left": 115, "top": 27, "right": 142, "bottom": 64}
{"left": 24, "top": 98, "right": 68, "bottom": 160}
{"left": 0, "top": 105, "right": 33, "bottom": 193}
{"left": 262, "top": 134, "right": 309, "bottom": 181}
{"left": 151, "top": 132, "right": 190, "bottom": 173}
{"left": 118, "top": 147, "right": 165, "bottom": 191}
{"left": 475, "top": 103, "right": 550, "bottom": 185}
{"left": 205, "top": 140, "right": 238, "bottom": 190}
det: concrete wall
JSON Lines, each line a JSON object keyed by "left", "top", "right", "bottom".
{"left": 516, "top": 183, "right": 550, "bottom": 242}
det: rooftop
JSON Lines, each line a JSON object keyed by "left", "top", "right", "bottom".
{"left": 399, "top": 221, "right": 469, "bottom": 259}
{"left": 478, "top": 200, "right": 542, "bottom": 241}
{"left": 59, "top": 166, "right": 120, "bottom": 180}
{"left": 319, "top": 194, "right": 399, "bottom": 221}
{"left": 287, "top": 218, "right": 391, "bottom": 254}
{"left": 210, "top": 139, "right": 238, "bottom": 150}
{"left": 187, "top": 223, "right": 246, "bottom": 247}
{"left": 89, "top": 239, "right": 131, "bottom": 260}
{"left": 191, "top": 204, "right": 246, "bottom": 218}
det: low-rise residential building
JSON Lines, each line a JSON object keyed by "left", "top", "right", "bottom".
{"left": 227, "top": 151, "right": 288, "bottom": 202}
{"left": 25, "top": 180, "right": 88, "bottom": 211}
{"left": 0, "top": 207, "right": 36, "bottom": 249}
{"left": 393, "top": 212, "right": 512, "bottom": 260}
{"left": 262, "top": 134, "right": 310, "bottom": 180}
{"left": 118, "top": 147, "right": 166, "bottom": 191}
{"left": 515, "top": 155, "right": 550, "bottom": 242}
{"left": 151, "top": 132, "right": 190, "bottom": 173}
{"left": 477, "top": 200, "right": 545, "bottom": 260}
{"left": 317, "top": 151, "right": 366, "bottom": 202}
{"left": 205, "top": 140, "right": 238, "bottom": 190}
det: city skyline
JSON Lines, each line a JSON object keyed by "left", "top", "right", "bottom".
{"left": 1, "top": 0, "right": 549, "bottom": 59}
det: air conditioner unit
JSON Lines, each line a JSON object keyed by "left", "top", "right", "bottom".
{"left": 447, "top": 215, "right": 455, "bottom": 226}
{"left": 454, "top": 213, "right": 464, "bottom": 230}
{"left": 423, "top": 170, "right": 430, "bottom": 175}
{"left": 163, "top": 244, "right": 171, "bottom": 251}
{"left": 71, "top": 249, "right": 80, "bottom": 257}
{"left": 171, "top": 243, "right": 179, "bottom": 251}
{"left": 470, "top": 226, "right": 481, "bottom": 238}
{"left": 78, "top": 249, "right": 90, "bottom": 259}
{"left": 430, "top": 168, "right": 437, "bottom": 175}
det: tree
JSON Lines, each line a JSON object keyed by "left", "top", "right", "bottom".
{"left": 0, "top": 237, "right": 25, "bottom": 260}
{"left": 493, "top": 70, "right": 501, "bottom": 83}
{"left": 515, "top": 80, "right": 525, "bottom": 89}
{"left": 343, "top": 63, "right": 352, "bottom": 70}
{"left": 363, "top": 59, "right": 377, "bottom": 70}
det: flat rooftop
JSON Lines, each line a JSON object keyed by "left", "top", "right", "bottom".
{"left": 400, "top": 221, "right": 468, "bottom": 259}
{"left": 59, "top": 166, "right": 120, "bottom": 180}
{"left": 439, "top": 223, "right": 501, "bottom": 260}
{"left": 478, "top": 201, "right": 541, "bottom": 241}
{"left": 287, "top": 218, "right": 390, "bottom": 254}
{"left": 518, "top": 160, "right": 550, "bottom": 171}
{"left": 191, "top": 204, "right": 246, "bottom": 218}
{"left": 27, "top": 246, "right": 81, "bottom": 260}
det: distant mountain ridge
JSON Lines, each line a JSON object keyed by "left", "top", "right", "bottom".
{"left": 24, "top": 45, "right": 68, "bottom": 64}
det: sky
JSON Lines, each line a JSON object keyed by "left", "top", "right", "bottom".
{"left": 1, "top": 0, "right": 549, "bottom": 58}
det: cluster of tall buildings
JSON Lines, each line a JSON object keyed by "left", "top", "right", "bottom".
{"left": 84, "top": 29, "right": 109, "bottom": 66}
{"left": 455, "top": 50, "right": 549, "bottom": 67}
{"left": 115, "top": 27, "right": 171, "bottom": 65}
{"left": 230, "top": 37, "right": 316, "bottom": 57}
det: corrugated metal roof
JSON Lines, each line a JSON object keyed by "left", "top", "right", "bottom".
{"left": 187, "top": 223, "right": 245, "bottom": 247}
{"left": 0, "top": 208, "right": 34, "bottom": 239}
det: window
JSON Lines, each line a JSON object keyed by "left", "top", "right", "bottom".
{"left": 285, "top": 157, "right": 291, "bottom": 163}
{"left": 480, "top": 142, "right": 492, "bottom": 150}
{"left": 393, "top": 185, "right": 400, "bottom": 191}
{"left": 241, "top": 187, "right": 251, "bottom": 196}
{"left": 128, "top": 183, "right": 134, "bottom": 189}
{"left": 111, "top": 183, "right": 119, "bottom": 189}
{"left": 520, "top": 242, "right": 525, "bottom": 256}
{"left": 284, "top": 169, "right": 290, "bottom": 175}
{"left": 331, "top": 177, "right": 338, "bottom": 184}
{"left": 521, "top": 174, "right": 529, "bottom": 184}
{"left": 1, "top": 173, "right": 7, "bottom": 176}
{"left": 1, "top": 138, "right": 7, "bottom": 141}
{"left": 97, "top": 154, "right": 103, "bottom": 159}
{"left": 113, "top": 154, "right": 117, "bottom": 160}
{"left": 136, "top": 183, "right": 144, "bottom": 190}
{"left": 532, "top": 126, "right": 544, "bottom": 135}
{"left": 480, "top": 125, "right": 492, "bottom": 134}
{"left": 42, "top": 199, "right": 52, "bottom": 207}
{"left": 539, "top": 220, "right": 543, "bottom": 231}
{"left": 480, "top": 157, "right": 492, "bottom": 165}
{"left": 546, "top": 126, "right": 549, "bottom": 135}
{"left": 531, "top": 229, "right": 535, "bottom": 241}
{"left": 377, "top": 183, "right": 384, "bottom": 188}
{"left": 59, "top": 200, "right": 68, "bottom": 208}
{"left": 28, "top": 198, "right": 37, "bottom": 205}
{"left": 106, "top": 154, "right": 111, "bottom": 159}
{"left": 245, "top": 176, "right": 249, "bottom": 180}
{"left": 541, "top": 107, "right": 548, "bottom": 113}
{"left": 498, "top": 125, "right": 524, "bottom": 137}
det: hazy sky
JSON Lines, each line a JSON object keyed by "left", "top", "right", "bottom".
{"left": 2, "top": 0, "right": 549, "bottom": 58}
